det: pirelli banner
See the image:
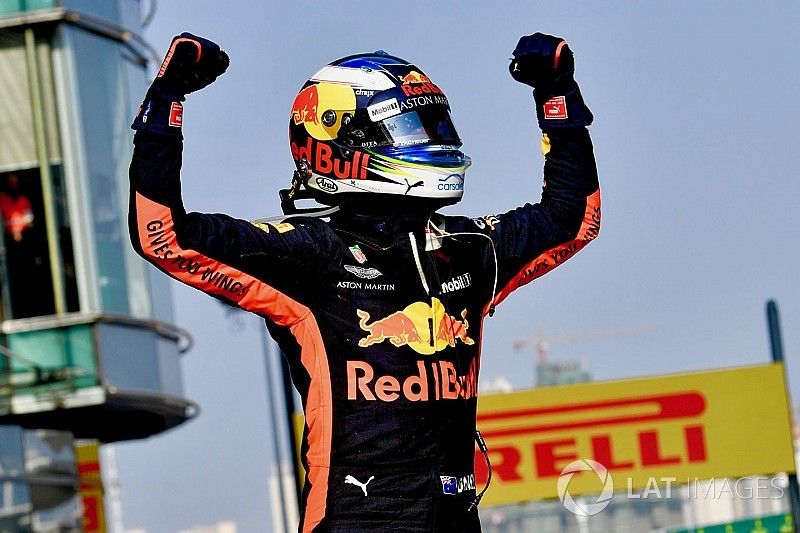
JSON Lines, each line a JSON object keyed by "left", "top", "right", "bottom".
{"left": 474, "top": 363, "right": 796, "bottom": 507}
{"left": 74, "top": 441, "right": 107, "bottom": 533}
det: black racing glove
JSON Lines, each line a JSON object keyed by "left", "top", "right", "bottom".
{"left": 132, "top": 32, "right": 229, "bottom": 137}
{"left": 509, "top": 33, "right": 592, "bottom": 131}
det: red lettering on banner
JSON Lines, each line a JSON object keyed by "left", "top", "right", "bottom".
{"left": 685, "top": 424, "right": 707, "bottom": 462}
{"left": 591, "top": 434, "right": 634, "bottom": 470}
{"left": 473, "top": 422, "right": 710, "bottom": 486}
{"left": 477, "top": 392, "right": 706, "bottom": 438}
{"left": 471, "top": 391, "right": 718, "bottom": 492}
{"left": 83, "top": 496, "right": 100, "bottom": 530}
{"left": 639, "top": 430, "right": 681, "bottom": 466}
{"left": 475, "top": 446, "right": 523, "bottom": 484}
{"left": 535, "top": 439, "right": 578, "bottom": 477}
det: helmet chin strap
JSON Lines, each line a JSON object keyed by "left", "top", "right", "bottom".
{"left": 253, "top": 204, "right": 341, "bottom": 225}
{"left": 253, "top": 171, "right": 341, "bottom": 223}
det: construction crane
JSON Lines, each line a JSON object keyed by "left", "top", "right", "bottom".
{"left": 512, "top": 324, "right": 657, "bottom": 363}
{"left": 513, "top": 325, "right": 656, "bottom": 387}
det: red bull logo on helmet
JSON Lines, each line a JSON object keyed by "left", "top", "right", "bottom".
{"left": 291, "top": 85, "right": 319, "bottom": 125}
{"left": 356, "top": 297, "right": 474, "bottom": 355}
{"left": 401, "top": 70, "right": 444, "bottom": 97}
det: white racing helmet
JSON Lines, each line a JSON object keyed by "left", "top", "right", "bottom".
{"left": 283, "top": 51, "right": 471, "bottom": 214}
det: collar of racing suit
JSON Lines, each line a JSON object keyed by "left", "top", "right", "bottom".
{"left": 329, "top": 210, "right": 437, "bottom": 251}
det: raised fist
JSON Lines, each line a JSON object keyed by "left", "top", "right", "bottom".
{"left": 154, "top": 32, "right": 230, "bottom": 98}
{"left": 509, "top": 33, "right": 574, "bottom": 90}
{"left": 132, "top": 33, "right": 229, "bottom": 135}
{"left": 508, "top": 33, "right": 592, "bottom": 131}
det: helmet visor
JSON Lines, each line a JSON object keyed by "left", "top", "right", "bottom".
{"left": 380, "top": 107, "right": 461, "bottom": 147}
{"left": 345, "top": 87, "right": 462, "bottom": 149}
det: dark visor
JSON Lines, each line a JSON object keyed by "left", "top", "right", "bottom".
{"left": 381, "top": 108, "right": 461, "bottom": 147}
{"left": 344, "top": 87, "right": 462, "bottom": 148}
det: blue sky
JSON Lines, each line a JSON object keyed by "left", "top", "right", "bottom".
{"left": 114, "top": 2, "right": 800, "bottom": 531}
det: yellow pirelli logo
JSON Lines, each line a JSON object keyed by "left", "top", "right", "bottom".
{"left": 474, "top": 363, "right": 795, "bottom": 506}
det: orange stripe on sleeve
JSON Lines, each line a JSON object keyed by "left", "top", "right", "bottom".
{"left": 492, "top": 189, "right": 601, "bottom": 309}
{"left": 554, "top": 40, "right": 568, "bottom": 70}
{"left": 134, "top": 193, "right": 332, "bottom": 530}
{"left": 294, "top": 318, "right": 333, "bottom": 533}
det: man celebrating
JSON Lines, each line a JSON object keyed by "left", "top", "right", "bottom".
{"left": 130, "top": 32, "right": 599, "bottom": 532}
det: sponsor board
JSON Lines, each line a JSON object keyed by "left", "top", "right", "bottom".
{"left": 668, "top": 513, "right": 793, "bottom": 533}
{"left": 75, "top": 441, "right": 107, "bottom": 533}
{"left": 473, "top": 363, "right": 795, "bottom": 507}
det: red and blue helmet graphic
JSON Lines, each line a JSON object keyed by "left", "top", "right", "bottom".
{"left": 288, "top": 52, "right": 471, "bottom": 208}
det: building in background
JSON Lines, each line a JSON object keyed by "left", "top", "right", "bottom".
{"left": 535, "top": 359, "right": 592, "bottom": 387}
{"left": 0, "top": 1, "right": 195, "bottom": 530}
{"left": 0, "top": 426, "right": 81, "bottom": 530}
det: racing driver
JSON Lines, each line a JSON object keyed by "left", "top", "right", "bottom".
{"left": 130, "top": 31, "right": 600, "bottom": 532}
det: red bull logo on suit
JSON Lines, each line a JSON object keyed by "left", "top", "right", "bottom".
{"left": 356, "top": 297, "right": 474, "bottom": 355}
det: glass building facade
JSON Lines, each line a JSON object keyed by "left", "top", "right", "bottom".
{"left": 0, "top": 1, "right": 197, "bottom": 529}
{"left": 0, "top": 0, "right": 195, "bottom": 443}
{"left": 0, "top": 0, "right": 171, "bottom": 321}
{"left": 0, "top": 426, "right": 81, "bottom": 532}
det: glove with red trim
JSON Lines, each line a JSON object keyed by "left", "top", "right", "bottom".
{"left": 132, "top": 32, "right": 229, "bottom": 137}
{"left": 509, "top": 33, "right": 592, "bottom": 131}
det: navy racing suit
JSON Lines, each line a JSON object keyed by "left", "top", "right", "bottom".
{"left": 129, "top": 126, "right": 600, "bottom": 531}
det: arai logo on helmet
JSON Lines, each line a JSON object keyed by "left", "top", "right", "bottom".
{"left": 315, "top": 177, "right": 338, "bottom": 193}
{"left": 438, "top": 173, "right": 464, "bottom": 191}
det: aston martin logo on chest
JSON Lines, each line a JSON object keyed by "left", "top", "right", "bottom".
{"left": 344, "top": 265, "right": 383, "bottom": 279}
